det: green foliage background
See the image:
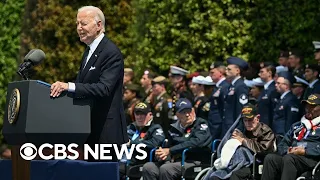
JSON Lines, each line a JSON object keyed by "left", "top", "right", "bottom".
{"left": 0, "top": 0, "right": 25, "bottom": 144}
{"left": 1, "top": 0, "right": 320, "bottom": 144}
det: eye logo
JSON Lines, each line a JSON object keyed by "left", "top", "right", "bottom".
{"left": 20, "top": 143, "right": 37, "bottom": 160}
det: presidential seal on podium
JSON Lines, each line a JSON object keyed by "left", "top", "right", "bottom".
{"left": 8, "top": 88, "right": 21, "bottom": 124}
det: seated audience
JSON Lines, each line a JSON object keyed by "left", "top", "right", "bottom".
{"left": 261, "top": 94, "right": 320, "bottom": 180}
{"left": 119, "top": 102, "right": 165, "bottom": 179}
{"left": 142, "top": 98, "right": 212, "bottom": 180}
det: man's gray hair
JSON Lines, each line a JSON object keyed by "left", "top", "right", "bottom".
{"left": 78, "top": 6, "right": 105, "bottom": 32}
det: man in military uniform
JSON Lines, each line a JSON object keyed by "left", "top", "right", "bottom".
{"left": 313, "top": 41, "right": 320, "bottom": 65}
{"left": 261, "top": 94, "right": 320, "bottom": 180}
{"left": 119, "top": 102, "right": 165, "bottom": 179}
{"left": 123, "top": 84, "right": 141, "bottom": 125}
{"left": 140, "top": 70, "right": 156, "bottom": 104}
{"left": 190, "top": 75, "right": 210, "bottom": 120}
{"left": 257, "top": 63, "right": 280, "bottom": 127}
{"left": 223, "top": 57, "right": 249, "bottom": 135}
{"left": 303, "top": 64, "right": 320, "bottom": 100}
{"left": 278, "top": 50, "right": 289, "bottom": 67}
{"left": 142, "top": 98, "right": 212, "bottom": 180}
{"left": 288, "top": 49, "right": 305, "bottom": 78}
{"left": 292, "top": 76, "right": 309, "bottom": 102}
{"left": 244, "top": 77, "right": 264, "bottom": 106}
{"left": 169, "top": 66, "right": 194, "bottom": 119}
{"left": 208, "top": 61, "right": 230, "bottom": 139}
{"left": 198, "top": 76, "right": 215, "bottom": 121}
{"left": 151, "top": 76, "right": 172, "bottom": 136}
{"left": 273, "top": 71, "right": 300, "bottom": 138}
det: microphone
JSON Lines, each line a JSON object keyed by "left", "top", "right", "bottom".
{"left": 17, "top": 49, "right": 45, "bottom": 79}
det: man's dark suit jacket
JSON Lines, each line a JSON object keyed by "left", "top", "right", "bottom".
{"left": 74, "top": 35, "right": 128, "bottom": 145}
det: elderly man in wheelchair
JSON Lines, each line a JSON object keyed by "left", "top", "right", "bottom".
{"left": 200, "top": 103, "right": 275, "bottom": 180}
{"left": 260, "top": 94, "right": 320, "bottom": 180}
{"left": 119, "top": 102, "right": 165, "bottom": 179}
{"left": 142, "top": 98, "right": 212, "bottom": 180}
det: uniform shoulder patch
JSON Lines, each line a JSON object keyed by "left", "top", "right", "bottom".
{"left": 291, "top": 107, "right": 299, "bottom": 112}
{"left": 156, "top": 128, "right": 164, "bottom": 136}
{"left": 239, "top": 93, "right": 248, "bottom": 105}
{"left": 200, "top": 123, "right": 208, "bottom": 130}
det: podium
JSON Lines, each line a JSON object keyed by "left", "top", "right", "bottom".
{"left": 2, "top": 80, "right": 91, "bottom": 180}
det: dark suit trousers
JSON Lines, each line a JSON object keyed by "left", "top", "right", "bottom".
{"left": 261, "top": 153, "right": 317, "bottom": 180}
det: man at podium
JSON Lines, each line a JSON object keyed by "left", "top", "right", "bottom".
{"left": 50, "top": 5, "right": 128, "bottom": 161}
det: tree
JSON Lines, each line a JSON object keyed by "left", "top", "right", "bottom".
{"left": 248, "top": 0, "right": 320, "bottom": 63}
{"left": 130, "top": 0, "right": 252, "bottom": 76}
{"left": 0, "top": 0, "right": 25, "bottom": 143}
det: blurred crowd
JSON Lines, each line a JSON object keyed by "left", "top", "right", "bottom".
{"left": 120, "top": 41, "right": 320, "bottom": 180}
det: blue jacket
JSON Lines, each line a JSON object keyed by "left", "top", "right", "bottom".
{"left": 272, "top": 91, "right": 300, "bottom": 135}
{"left": 257, "top": 81, "right": 280, "bottom": 127}
{"left": 208, "top": 79, "right": 230, "bottom": 139}
{"left": 278, "top": 121, "right": 320, "bottom": 158}
{"left": 223, "top": 78, "right": 249, "bottom": 136}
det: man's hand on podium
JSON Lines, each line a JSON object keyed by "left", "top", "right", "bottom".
{"left": 50, "top": 81, "right": 69, "bottom": 97}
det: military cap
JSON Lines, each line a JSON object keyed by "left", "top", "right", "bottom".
{"left": 124, "top": 83, "right": 140, "bottom": 92}
{"left": 124, "top": 68, "right": 133, "bottom": 73}
{"left": 226, "top": 57, "right": 249, "bottom": 70}
{"left": 277, "top": 71, "right": 296, "bottom": 84}
{"left": 293, "top": 76, "right": 309, "bottom": 87}
{"left": 276, "top": 65, "right": 289, "bottom": 74}
{"left": 302, "top": 94, "right": 320, "bottom": 106}
{"left": 244, "top": 78, "right": 264, "bottom": 88}
{"left": 202, "top": 76, "right": 215, "bottom": 85}
{"left": 210, "top": 61, "right": 225, "bottom": 69}
{"left": 289, "top": 49, "right": 303, "bottom": 59}
{"left": 175, "top": 98, "right": 193, "bottom": 113}
{"left": 152, "top": 76, "right": 167, "bottom": 85}
{"left": 305, "top": 64, "right": 320, "bottom": 72}
{"left": 192, "top": 75, "right": 205, "bottom": 84}
{"left": 241, "top": 104, "right": 257, "bottom": 119}
{"left": 313, "top": 41, "right": 320, "bottom": 52}
{"left": 170, "top": 66, "right": 189, "bottom": 76}
{"left": 279, "top": 51, "right": 289, "bottom": 58}
{"left": 134, "top": 102, "right": 151, "bottom": 114}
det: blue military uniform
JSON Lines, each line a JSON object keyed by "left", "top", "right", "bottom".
{"left": 257, "top": 80, "right": 280, "bottom": 127}
{"left": 223, "top": 57, "right": 249, "bottom": 136}
{"left": 303, "top": 64, "right": 320, "bottom": 100}
{"left": 272, "top": 72, "right": 301, "bottom": 136}
{"left": 208, "top": 77, "right": 230, "bottom": 139}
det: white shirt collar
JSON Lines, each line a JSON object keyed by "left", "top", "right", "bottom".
{"left": 88, "top": 33, "right": 105, "bottom": 53}
{"left": 281, "top": 90, "right": 290, "bottom": 99}
{"left": 232, "top": 76, "right": 241, "bottom": 85}
{"left": 216, "top": 77, "right": 226, "bottom": 87}
{"left": 309, "top": 79, "right": 319, "bottom": 88}
{"left": 264, "top": 80, "right": 274, "bottom": 90}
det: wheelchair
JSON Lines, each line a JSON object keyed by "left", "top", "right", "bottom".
{"left": 123, "top": 139, "right": 168, "bottom": 180}
{"left": 180, "top": 139, "right": 220, "bottom": 180}
{"left": 296, "top": 161, "right": 320, "bottom": 180}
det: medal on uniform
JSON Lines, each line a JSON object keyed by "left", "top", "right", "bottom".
{"left": 156, "top": 112, "right": 160, "bottom": 117}
{"left": 185, "top": 128, "right": 191, "bottom": 137}
{"left": 140, "top": 132, "right": 146, "bottom": 139}
{"left": 213, "top": 89, "right": 220, "bottom": 97}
